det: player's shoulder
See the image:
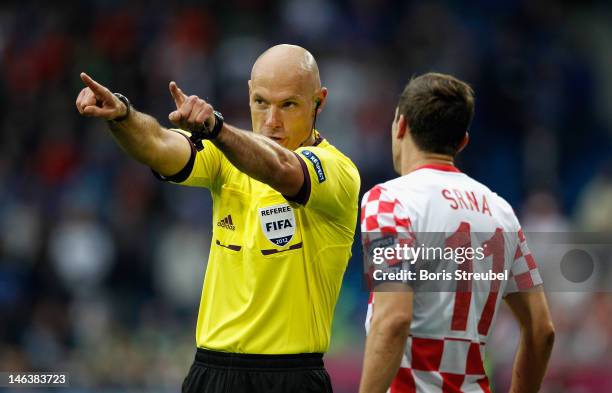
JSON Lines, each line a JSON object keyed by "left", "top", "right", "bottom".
{"left": 489, "top": 190, "right": 520, "bottom": 228}
{"left": 361, "top": 169, "right": 441, "bottom": 206}
{"left": 465, "top": 174, "right": 520, "bottom": 228}
{"left": 388, "top": 166, "right": 467, "bottom": 192}
{"left": 361, "top": 179, "right": 405, "bottom": 209}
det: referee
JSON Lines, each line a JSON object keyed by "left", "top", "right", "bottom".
{"left": 75, "top": 44, "right": 360, "bottom": 393}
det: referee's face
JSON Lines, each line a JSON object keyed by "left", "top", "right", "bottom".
{"left": 249, "top": 68, "right": 321, "bottom": 151}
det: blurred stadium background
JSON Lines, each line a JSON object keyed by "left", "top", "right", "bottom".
{"left": 1, "top": 0, "right": 612, "bottom": 392}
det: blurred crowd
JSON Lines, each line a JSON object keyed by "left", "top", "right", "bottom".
{"left": 0, "top": 1, "right": 611, "bottom": 392}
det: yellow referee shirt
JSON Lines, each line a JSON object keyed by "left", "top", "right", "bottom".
{"left": 156, "top": 130, "right": 360, "bottom": 354}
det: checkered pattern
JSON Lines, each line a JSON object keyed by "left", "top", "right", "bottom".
{"left": 505, "top": 229, "right": 542, "bottom": 295}
{"left": 387, "top": 336, "right": 491, "bottom": 393}
{"left": 361, "top": 184, "right": 415, "bottom": 251}
{"left": 361, "top": 185, "right": 412, "bottom": 234}
{"left": 361, "top": 185, "right": 416, "bottom": 282}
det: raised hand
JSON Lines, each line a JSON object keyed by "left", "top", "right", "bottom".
{"left": 76, "top": 72, "right": 127, "bottom": 121}
{"left": 168, "top": 81, "right": 215, "bottom": 133}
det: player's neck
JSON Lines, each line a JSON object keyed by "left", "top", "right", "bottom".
{"left": 400, "top": 152, "right": 455, "bottom": 175}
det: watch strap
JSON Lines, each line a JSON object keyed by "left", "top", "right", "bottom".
{"left": 189, "top": 110, "right": 224, "bottom": 150}
{"left": 112, "top": 93, "right": 131, "bottom": 122}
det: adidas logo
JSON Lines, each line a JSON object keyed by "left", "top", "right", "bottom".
{"left": 217, "top": 215, "right": 236, "bottom": 230}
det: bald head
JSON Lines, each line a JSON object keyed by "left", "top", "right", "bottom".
{"left": 248, "top": 44, "right": 328, "bottom": 150}
{"left": 251, "top": 44, "right": 321, "bottom": 92}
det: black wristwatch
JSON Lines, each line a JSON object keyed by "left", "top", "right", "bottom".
{"left": 111, "top": 93, "right": 131, "bottom": 122}
{"left": 189, "top": 110, "right": 224, "bottom": 150}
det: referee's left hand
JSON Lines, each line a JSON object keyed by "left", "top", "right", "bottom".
{"left": 168, "top": 81, "right": 215, "bottom": 132}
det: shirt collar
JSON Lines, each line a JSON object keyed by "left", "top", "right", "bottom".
{"left": 412, "top": 163, "right": 461, "bottom": 173}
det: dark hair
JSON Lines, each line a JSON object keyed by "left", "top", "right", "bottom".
{"left": 397, "top": 72, "right": 474, "bottom": 156}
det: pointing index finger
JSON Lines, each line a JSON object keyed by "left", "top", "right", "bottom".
{"left": 169, "top": 81, "right": 186, "bottom": 109}
{"left": 80, "top": 72, "right": 112, "bottom": 100}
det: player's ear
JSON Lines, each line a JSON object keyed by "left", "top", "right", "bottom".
{"left": 457, "top": 132, "right": 469, "bottom": 153}
{"left": 397, "top": 114, "right": 408, "bottom": 139}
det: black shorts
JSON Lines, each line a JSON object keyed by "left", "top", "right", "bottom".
{"left": 182, "top": 348, "right": 334, "bottom": 393}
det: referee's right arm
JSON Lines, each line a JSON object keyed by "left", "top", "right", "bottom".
{"left": 75, "top": 72, "right": 191, "bottom": 178}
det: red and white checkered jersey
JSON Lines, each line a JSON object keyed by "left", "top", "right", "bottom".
{"left": 361, "top": 164, "right": 542, "bottom": 393}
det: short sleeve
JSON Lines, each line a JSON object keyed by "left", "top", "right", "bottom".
{"left": 152, "top": 129, "right": 224, "bottom": 190}
{"left": 504, "top": 229, "right": 543, "bottom": 296}
{"left": 360, "top": 185, "right": 414, "bottom": 235}
{"left": 288, "top": 146, "right": 360, "bottom": 219}
{"left": 361, "top": 185, "right": 417, "bottom": 287}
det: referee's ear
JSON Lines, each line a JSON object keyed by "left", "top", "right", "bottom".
{"left": 314, "top": 87, "right": 328, "bottom": 115}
